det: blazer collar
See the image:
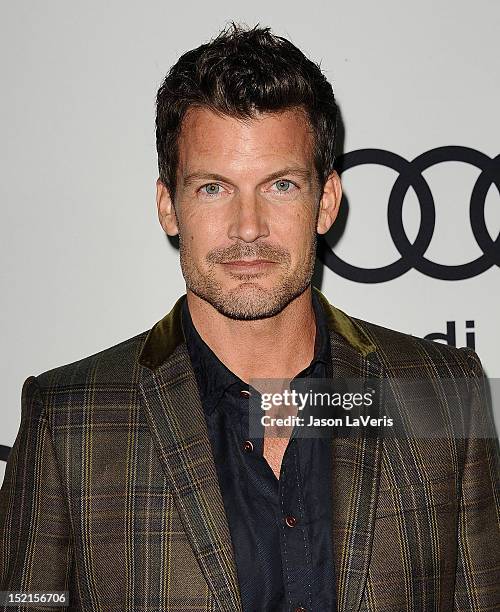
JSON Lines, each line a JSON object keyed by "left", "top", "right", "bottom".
{"left": 138, "top": 286, "right": 377, "bottom": 370}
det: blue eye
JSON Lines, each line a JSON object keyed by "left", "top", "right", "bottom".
{"left": 274, "top": 180, "right": 293, "bottom": 192}
{"left": 202, "top": 183, "right": 221, "bottom": 195}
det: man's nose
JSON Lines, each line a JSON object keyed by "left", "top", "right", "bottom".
{"left": 227, "top": 192, "right": 270, "bottom": 243}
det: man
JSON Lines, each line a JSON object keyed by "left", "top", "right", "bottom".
{"left": 1, "top": 24, "right": 499, "bottom": 612}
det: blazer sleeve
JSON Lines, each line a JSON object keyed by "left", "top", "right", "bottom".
{"left": 453, "top": 348, "right": 500, "bottom": 611}
{"left": 0, "top": 376, "right": 72, "bottom": 610}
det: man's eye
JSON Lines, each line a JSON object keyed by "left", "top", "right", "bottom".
{"left": 272, "top": 180, "right": 295, "bottom": 193}
{"left": 201, "top": 183, "right": 222, "bottom": 196}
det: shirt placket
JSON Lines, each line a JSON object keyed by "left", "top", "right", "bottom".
{"left": 236, "top": 385, "right": 315, "bottom": 612}
{"left": 278, "top": 437, "right": 314, "bottom": 612}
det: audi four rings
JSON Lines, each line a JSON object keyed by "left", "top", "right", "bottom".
{"left": 320, "top": 146, "right": 500, "bottom": 283}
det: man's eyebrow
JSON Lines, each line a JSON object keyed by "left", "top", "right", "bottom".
{"left": 182, "top": 166, "right": 313, "bottom": 187}
{"left": 183, "top": 172, "right": 230, "bottom": 187}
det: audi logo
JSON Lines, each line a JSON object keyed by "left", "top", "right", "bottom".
{"left": 319, "top": 146, "right": 500, "bottom": 282}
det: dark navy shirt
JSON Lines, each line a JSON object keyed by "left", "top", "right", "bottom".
{"left": 181, "top": 290, "right": 336, "bottom": 612}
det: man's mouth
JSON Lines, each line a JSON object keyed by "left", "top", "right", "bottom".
{"left": 220, "top": 259, "right": 277, "bottom": 270}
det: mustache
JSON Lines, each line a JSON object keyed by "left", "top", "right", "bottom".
{"left": 206, "top": 243, "right": 291, "bottom": 264}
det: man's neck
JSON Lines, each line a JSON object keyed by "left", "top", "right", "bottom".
{"left": 186, "top": 287, "right": 317, "bottom": 383}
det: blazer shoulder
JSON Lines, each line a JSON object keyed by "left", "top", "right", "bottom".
{"left": 350, "top": 314, "right": 475, "bottom": 376}
{"left": 35, "top": 329, "right": 150, "bottom": 390}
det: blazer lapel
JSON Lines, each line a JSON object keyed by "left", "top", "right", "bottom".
{"left": 315, "top": 288, "right": 384, "bottom": 612}
{"left": 330, "top": 345, "right": 384, "bottom": 612}
{"left": 138, "top": 296, "right": 242, "bottom": 612}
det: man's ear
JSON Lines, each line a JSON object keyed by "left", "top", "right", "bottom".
{"left": 156, "top": 178, "right": 179, "bottom": 236}
{"left": 317, "top": 170, "right": 342, "bottom": 235}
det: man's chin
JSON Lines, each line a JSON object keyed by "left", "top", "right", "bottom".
{"left": 212, "top": 303, "right": 282, "bottom": 321}
{"left": 191, "top": 283, "right": 310, "bottom": 321}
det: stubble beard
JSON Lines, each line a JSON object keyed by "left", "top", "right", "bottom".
{"left": 178, "top": 231, "right": 318, "bottom": 321}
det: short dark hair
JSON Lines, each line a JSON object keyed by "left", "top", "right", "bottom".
{"left": 155, "top": 23, "right": 338, "bottom": 199}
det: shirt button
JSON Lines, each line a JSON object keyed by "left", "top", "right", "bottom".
{"left": 242, "top": 440, "right": 254, "bottom": 453}
{"left": 240, "top": 389, "right": 251, "bottom": 398}
{"left": 285, "top": 515, "right": 297, "bottom": 528}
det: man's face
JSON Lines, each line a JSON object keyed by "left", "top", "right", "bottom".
{"left": 157, "top": 107, "right": 341, "bottom": 320}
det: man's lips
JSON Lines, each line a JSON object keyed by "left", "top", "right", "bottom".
{"left": 220, "top": 259, "right": 277, "bottom": 269}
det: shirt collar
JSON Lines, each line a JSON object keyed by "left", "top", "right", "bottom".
{"left": 181, "top": 289, "right": 332, "bottom": 416}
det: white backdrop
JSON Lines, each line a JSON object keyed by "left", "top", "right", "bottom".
{"left": 1, "top": 0, "right": 499, "bottom": 485}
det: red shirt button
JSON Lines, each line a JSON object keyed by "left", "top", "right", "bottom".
{"left": 285, "top": 515, "right": 297, "bottom": 528}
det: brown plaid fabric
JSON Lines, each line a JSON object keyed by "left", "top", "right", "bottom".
{"left": 1, "top": 287, "right": 499, "bottom": 611}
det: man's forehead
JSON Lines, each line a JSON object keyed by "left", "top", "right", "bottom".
{"left": 176, "top": 106, "right": 315, "bottom": 175}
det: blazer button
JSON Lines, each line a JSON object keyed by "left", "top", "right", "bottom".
{"left": 240, "top": 389, "right": 251, "bottom": 398}
{"left": 243, "top": 440, "right": 254, "bottom": 452}
{"left": 285, "top": 515, "right": 297, "bottom": 528}
{"left": 294, "top": 607, "right": 307, "bottom": 612}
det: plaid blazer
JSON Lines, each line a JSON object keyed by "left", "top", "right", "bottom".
{"left": 1, "top": 287, "right": 499, "bottom": 611}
